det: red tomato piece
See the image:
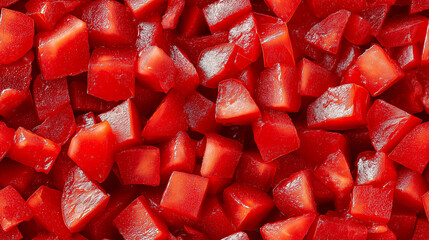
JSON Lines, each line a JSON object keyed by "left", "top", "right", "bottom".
{"left": 68, "top": 121, "right": 116, "bottom": 182}
{"left": 307, "top": 83, "right": 371, "bottom": 130}
{"left": 355, "top": 151, "right": 396, "bottom": 188}
{"left": 0, "top": 226, "right": 22, "bottom": 240}
{"left": 37, "top": 15, "right": 90, "bottom": 80}
{"left": 314, "top": 150, "right": 353, "bottom": 198}
{"left": 161, "top": 171, "right": 209, "bottom": 219}
{"left": 273, "top": 170, "right": 316, "bottom": 218}
{"left": 88, "top": 47, "right": 137, "bottom": 101}
{"left": 0, "top": 0, "right": 18, "bottom": 8}
{"left": 367, "top": 99, "right": 422, "bottom": 152}
{"left": 258, "top": 21, "right": 295, "bottom": 68}
{"left": 136, "top": 46, "right": 176, "bottom": 93}
{"left": 161, "top": 0, "right": 184, "bottom": 29}
{"left": 422, "top": 24, "right": 429, "bottom": 66}
{"left": 411, "top": 0, "right": 429, "bottom": 13}
{"left": 141, "top": 90, "right": 188, "bottom": 142}
{"left": 343, "top": 13, "right": 373, "bottom": 46}
{"left": 48, "top": 150, "right": 77, "bottom": 190}
{"left": 228, "top": 13, "right": 261, "bottom": 62}
{"left": 305, "top": 10, "right": 351, "bottom": 55}
{"left": 223, "top": 183, "right": 274, "bottom": 230}
{"left": 238, "top": 62, "right": 261, "bottom": 96}
{"left": 334, "top": 42, "right": 362, "bottom": 78}
{"left": 263, "top": 0, "right": 299, "bottom": 22}
{"left": 27, "top": 186, "right": 72, "bottom": 238}
{"left": 376, "top": 14, "right": 428, "bottom": 48}
{"left": 135, "top": 16, "right": 167, "bottom": 52}
{"left": 216, "top": 79, "right": 260, "bottom": 125}
{"left": 366, "top": 225, "right": 396, "bottom": 240}
{"left": 116, "top": 146, "right": 160, "bottom": 186}
{"left": 34, "top": 104, "right": 76, "bottom": 146}
{"left": 75, "top": 112, "right": 96, "bottom": 132}
{"left": 260, "top": 213, "right": 316, "bottom": 240}
{"left": 310, "top": 215, "right": 368, "bottom": 240}
{"left": 0, "top": 159, "right": 39, "bottom": 198}
{"left": 82, "top": 0, "right": 137, "bottom": 47}
{"left": 298, "top": 58, "right": 339, "bottom": 98}
{"left": 359, "top": 4, "right": 389, "bottom": 36}
{"left": 125, "top": 0, "right": 165, "bottom": 20}
{"left": 235, "top": 150, "right": 277, "bottom": 192}
{"left": 62, "top": 167, "right": 110, "bottom": 232}
{"left": 394, "top": 166, "right": 428, "bottom": 211}
{"left": 203, "top": 0, "right": 251, "bottom": 33}
{"left": 200, "top": 133, "right": 242, "bottom": 178}
{"left": 169, "top": 45, "right": 199, "bottom": 96}
{"left": 32, "top": 75, "right": 70, "bottom": 120}
{"left": 387, "top": 211, "right": 416, "bottom": 240}
{"left": 350, "top": 185, "right": 393, "bottom": 224}
{"left": 252, "top": 109, "right": 300, "bottom": 162}
{"left": 0, "top": 122, "right": 14, "bottom": 161}
{"left": 306, "top": 0, "right": 366, "bottom": 19}
{"left": 183, "top": 91, "right": 219, "bottom": 134}
{"left": 0, "top": 185, "right": 32, "bottom": 231}
{"left": 160, "top": 131, "right": 196, "bottom": 184}
{"left": 389, "top": 122, "right": 429, "bottom": 173}
{"left": 343, "top": 44, "right": 404, "bottom": 96}
{"left": 25, "top": 0, "right": 67, "bottom": 31}
{"left": 413, "top": 218, "right": 429, "bottom": 240}
{"left": 8, "top": 127, "right": 60, "bottom": 174}
{"left": 97, "top": 99, "right": 141, "bottom": 149}
{"left": 178, "top": 6, "right": 209, "bottom": 37}
{"left": 0, "top": 51, "right": 34, "bottom": 117}
{"left": 395, "top": 44, "right": 421, "bottom": 70}
{"left": 0, "top": 8, "right": 34, "bottom": 64}
{"left": 221, "top": 232, "right": 249, "bottom": 240}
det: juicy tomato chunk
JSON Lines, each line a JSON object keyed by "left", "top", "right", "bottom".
{"left": 228, "top": 13, "right": 261, "bottom": 62}
{"left": 310, "top": 215, "right": 368, "bottom": 240}
{"left": 161, "top": 0, "right": 185, "bottom": 29}
{"left": 0, "top": 185, "right": 32, "bottom": 231}
{"left": 394, "top": 166, "right": 428, "bottom": 212}
{"left": 25, "top": 0, "right": 67, "bottom": 32}
{"left": 183, "top": 91, "right": 220, "bottom": 134}
{"left": 343, "top": 13, "right": 372, "bottom": 46}
{"left": 61, "top": 167, "right": 110, "bottom": 232}
{"left": 221, "top": 232, "right": 249, "bottom": 240}
{"left": 68, "top": 121, "right": 116, "bottom": 182}
{"left": 355, "top": 151, "right": 396, "bottom": 188}
{"left": 260, "top": 213, "right": 316, "bottom": 240}
{"left": 169, "top": 45, "right": 199, "bottom": 96}
{"left": 202, "top": 0, "right": 252, "bottom": 33}
{"left": 298, "top": 58, "right": 339, "bottom": 98}
{"left": 125, "top": 0, "right": 165, "bottom": 20}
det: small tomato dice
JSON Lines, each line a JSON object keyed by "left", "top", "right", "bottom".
{"left": 350, "top": 185, "right": 393, "bottom": 224}
{"left": 169, "top": 45, "right": 199, "bottom": 96}
{"left": 310, "top": 215, "right": 368, "bottom": 240}
{"left": 356, "top": 151, "right": 396, "bottom": 187}
{"left": 298, "top": 58, "right": 339, "bottom": 98}
{"left": 394, "top": 166, "right": 428, "bottom": 211}
{"left": 161, "top": 0, "right": 185, "bottom": 29}
{"left": 260, "top": 213, "right": 316, "bottom": 240}
{"left": 202, "top": 0, "right": 252, "bottom": 33}
{"left": 25, "top": 0, "right": 67, "bottom": 31}
{"left": 0, "top": 185, "right": 32, "bottom": 231}
{"left": 228, "top": 13, "right": 261, "bottom": 62}
{"left": 184, "top": 91, "right": 220, "bottom": 134}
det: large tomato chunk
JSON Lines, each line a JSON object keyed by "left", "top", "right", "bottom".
{"left": 0, "top": 185, "right": 32, "bottom": 231}
{"left": 350, "top": 185, "right": 393, "bottom": 224}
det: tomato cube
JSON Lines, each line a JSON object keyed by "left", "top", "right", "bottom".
{"left": 202, "top": 0, "right": 251, "bottom": 33}
{"left": 27, "top": 186, "right": 72, "bottom": 238}
{"left": 0, "top": 8, "right": 34, "bottom": 64}
{"left": 125, "top": 0, "right": 165, "bottom": 20}
{"left": 252, "top": 109, "right": 300, "bottom": 162}
{"left": 161, "top": 0, "right": 184, "bottom": 29}
{"left": 359, "top": 4, "right": 389, "bottom": 36}
{"left": 0, "top": 122, "right": 14, "bottom": 161}
{"left": 298, "top": 58, "right": 339, "bottom": 98}
{"left": 88, "top": 47, "right": 137, "bottom": 101}
{"left": 350, "top": 185, "right": 393, "bottom": 224}
{"left": 367, "top": 99, "right": 422, "bottom": 152}
{"left": 25, "top": 0, "right": 67, "bottom": 32}
{"left": 0, "top": 226, "right": 22, "bottom": 240}
{"left": 183, "top": 91, "right": 219, "bottom": 134}
{"left": 0, "top": 185, "right": 32, "bottom": 231}
{"left": 388, "top": 211, "right": 417, "bottom": 240}
{"left": 310, "top": 215, "right": 368, "bottom": 240}
{"left": 388, "top": 122, "right": 429, "bottom": 173}
{"left": 343, "top": 13, "right": 372, "bottom": 46}
{"left": 356, "top": 151, "right": 396, "bottom": 187}
{"left": 116, "top": 146, "right": 160, "bottom": 186}
{"left": 37, "top": 15, "right": 90, "bottom": 80}
{"left": 62, "top": 167, "right": 110, "bottom": 232}
{"left": 223, "top": 183, "right": 274, "bottom": 230}
{"left": 273, "top": 170, "right": 316, "bottom": 218}
{"left": 228, "top": 13, "right": 261, "bottom": 62}
{"left": 178, "top": 6, "right": 208, "bottom": 37}
{"left": 169, "top": 45, "right": 199, "bottom": 96}
{"left": 395, "top": 44, "right": 421, "bottom": 70}
{"left": 260, "top": 213, "right": 316, "bottom": 240}
{"left": 412, "top": 218, "right": 429, "bottom": 240}
{"left": 97, "top": 99, "right": 141, "bottom": 149}
{"left": 68, "top": 121, "right": 116, "bottom": 182}
{"left": 114, "top": 196, "right": 170, "bottom": 240}
{"left": 256, "top": 63, "right": 301, "bottom": 112}
{"left": 136, "top": 46, "right": 176, "bottom": 93}
{"left": 161, "top": 171, "right": 209, "bottom": 219}
{"left": 394, "top": 166, "right": 428, "bottom": 211}
{"left": 306, "top": 0, "right": 366, "bottom": 19}
{"left": 135, "top": 16, "right": 168, "bottom": 52}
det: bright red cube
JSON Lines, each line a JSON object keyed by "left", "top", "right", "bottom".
{"left": 298, "top": 58, "right": 339, "bottom": 98}
{"left": 228, "top": 13, "right": 261, "bottom": 62}
{"left": 0, "top": 185, "right": 32, "bottom": 231}
{"left": 356, "top": 151, "right": 396, "bottom": 187}
{"left": 25, "top": 0, "right": 67, "bottom": 31}
{"left": 183, "top": 91, "right": 220, "bottom": 134}
{"left": 350, "top": 185, "right": 393, "bottom": 224}
{"left": 260, "top": 213, "right": 316, "bottom": 240}
{"left": 310, "top": 215, "right": 368, "bottom": 240}
{"left": 202, "top": 0, "right": 252, "bottom": 33}
{"left": 169, "top": 45, "right": 199, "bottom": 96}
{"left": 394, "top": 166, "right": 428, "bottom": 211}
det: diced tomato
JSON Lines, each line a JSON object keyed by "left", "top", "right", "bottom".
{"left": 395, "top": 44, "right": 421, "bottom": 70}
{"left": 310, "top": 215, "right": 368, "bottom": 240}
{"left": 343, "top": 13, "right": 373, "bottom": 45}
{"left": 260, "top": 213, "right": 316, "bottom": 240}
{"left": 162, "top": 0, "right": 185, "bottom": 29}
{"left": 202, "top": 0, "right": 252, "bottom": 33}
{"left": 298, "top": 58, "right": 339, "bottom": 98}
{"left": 25, "top": 0, "right": 67, "bottom": 32}
{"left": 169, "top": 45, "right": 199, "bottom": 96}
{"left": 388, "top": 211, "right": 417, "bottom": 240}
{"left": 350, "top": 185, "right": 393, "bottom": 224}
{"left": 359, "top": 4, "right": 389, "bottom": 36}
{"left": 394, "top": 166, "right": 428, "bottom": 212}
{"left": 355, "top": 151, "right": 396, "bottom": 188}
{"left": 184, "top": 91, "right": 220, "bottom": 134}
{"left": 135, "top": 16, "right": 167, "bottom": 51}
{"left": 228, "top": 13, "right": 261, "bottom": 63}
{"left": 0, "top": 185, "right": 32, "bottom": 231}
{"left": 178, "top": 6, "right": 209, "bottom": 37}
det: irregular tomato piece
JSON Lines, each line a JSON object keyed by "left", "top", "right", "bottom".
{"left": 235, "top": 150, "right": 277, "bottom": 192}
{"left": 359, "top": 4, "right": 389, "bottom": 36}
{"left": 263, "top": 0, "right": 299, "bottom": 22}
{"left": 136, "top": 46, "right": 176, "bottom": 93}
{"left": 367, "top": 99, "right": 422, "bottom": 152}
{"left": 306, "top": 0, "right": 366, "bottom": 19}
{"left": 142, "top": 90, "right": 187, "bottom": 142}
{"left": 258, "top": 21, "right": 294, "bottom": 67}
{"left": 273, "top": 170, "right": 316, "bottom": 218}
{"left": 160, "top": 131, "right": 196, "bottom": 184}
{"left": 32, "top": 75, "right": 70, "bottom": 121}
{"left": 161, "top": 171, "right": 208, "bottom": 219}
{"left": 161, "top": 0, "right": 184, "bottom": 29}
{"left": 411, "top": 0, "right": 429, "bottom": 13}
{"left": 68, "top": 121, "right": 116, "bottom": 182}
{"left": 25, "top": 0, "right": 67, "bottom": 32}
{"left": 0, "top": 8, "right": 34, "bottom": 64}
{"left": 202, "top": 0, "right": 251, "bottom": 33}
{"left": 48, "top": 150, "right": 77, "bottom": 190}
{"left": 116, "top": 146, "right": 160, "bottom": 186}
{"left": 310, "top": 215, "right": 368, "bottom": 240}
{"left": 8, "top": 127, "right": 60, "bottom": 174}
{"left": 343, "top": 44, "right": 404, "bottom": 96}
{"left": 34, "top": 104, "right": 76, "bottom": 146}
{"left": 413, "top": 218, "right": 429, "bottom": 240}
{"left": 62, "top": 167, "right": 110, "bottom": 232}
{"left": 298, "top": 58, "right": 339, "bottom": 98}
{"left": 0, "top": 122, "right": 14, "bottom": 161}
{"left": 178, "top": 6, "right": 209, "bottom": 37}
{"left": 376, "top": 14, "right": 428, "bottom": 48}
{"left": 201, "top": 133, "right": 242, "bottom": 178}
{"left": 388, "top": 122, "right": 429, "bottom": 173}
{"left": 0, "top": 226, "right": 22, "bottom": 240}
{"left": 305, "top": 10, "right": 351, "bottom": 55}
{"left": 350, "top": 185, "right": 393, "bottom": 224}
{"left": 343, "top": 13, "right": 372, "bottom": 46}
{"left": 183, "top": 91, "right": 219, "bottom": 134}
{"left": 221, "top": 232, "right": 249, "bottom": 240}
{"left": 124, "top": 0, "right": 165, "bottom": 20}
{"left": 334, "top": 42, "right": 362, "bottom": 78}
{"left": 260, "top": 213, "right": 316, "bottom": 240}
{"left": 307, "top": 83, "right": 371, "bottom": 130}
{"left": 27, "top": 186, "right": 72, "bottom": 238}
{"left": 228, "top": 13, "right": 261, "bottom": 62}
{"left": 223, "top": 183, "right": 274, "bottom": 230}
{"left": 395, "top": 44, "right": 421, "bottom": 70}
{"left": 169, "top": 45, "right": 199, "bottom": 96}
{"left": 135, "top": 16, "right": 167, "bottom": 51}
{"left": 37, "top": 15, "right": 90, "bottom": 80}
{"left": 252, "top": 109, "right": 300, "bottom": 162}
{"left": 0, "top": 185, "right": 32, "bottom": 231}
{"left": 314, "top": 150, "right": 353, "bottom": 198}
{"left": 97, "top": 99, "right": 141, "bottom": 149}
{"left": 82, "top": 0, "right": 136, "bottom": 47}
{"left": 88, "top": 47, "right": 136, "bottom": 101}
{"left": 75, "top": 112, "right": 96, "bottom": 132}
{"left": 355, "top": 151, "right": 396, "bottom": 188}
{"left": 216, "top": 79, "right": 260, "bottom": 125}
{"left": 394, "top": 166, "right": 428, "bottom": 211}
{"left": 388, "top": 211, "right": 416, "bottom": 240}
{"left": 0, "top": 51, "right": 34, "bottom": 117}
